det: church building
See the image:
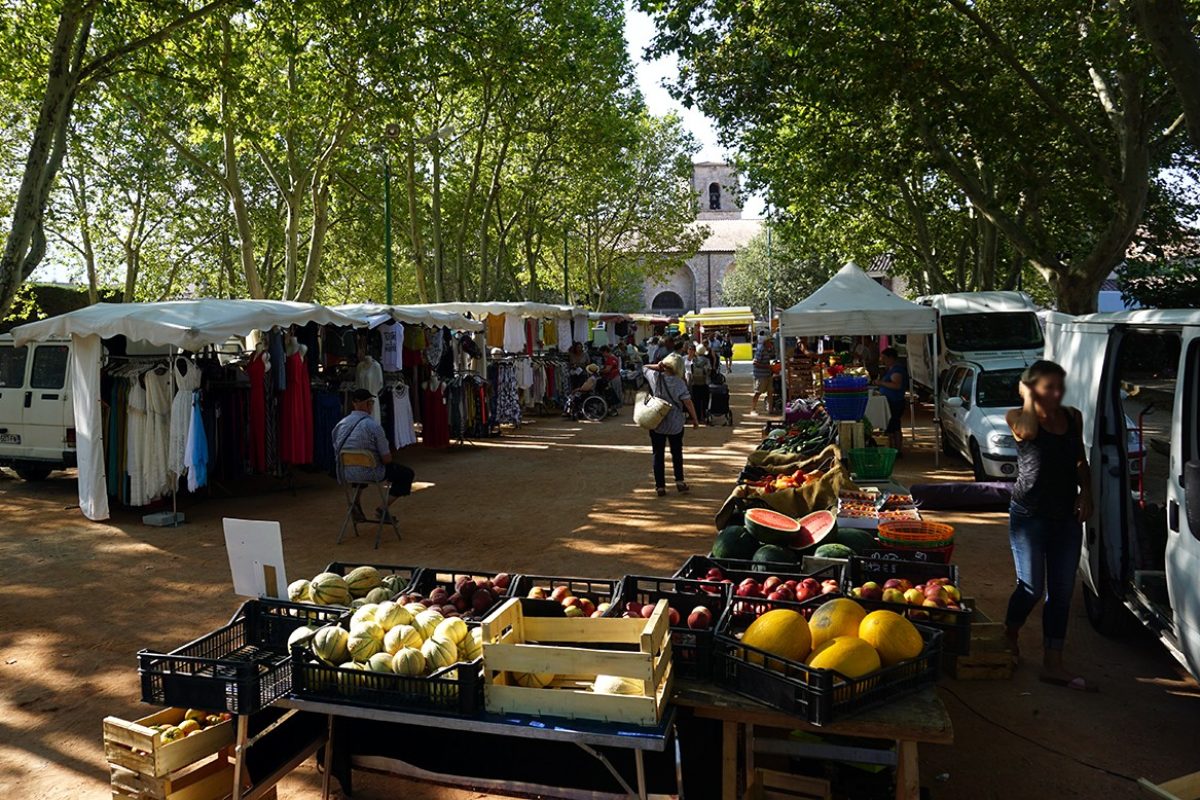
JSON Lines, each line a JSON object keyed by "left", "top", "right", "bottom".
{"left": 642, "top": 162, "right": 763, "bottom": 314}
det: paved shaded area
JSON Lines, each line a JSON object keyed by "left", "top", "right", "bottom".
{"left": 0, "top": 371, "right": 1194, "bottom": 799}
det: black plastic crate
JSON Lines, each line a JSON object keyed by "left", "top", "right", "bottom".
{"left": 507, "top": 574, "right": 622, "bottom": 618}
{"left": 138, "top": 598, "right": 344, "bottom": 715}
{"left": 712, "top": 595, "right": 941, "bottom": 726}
{"left": 842, "top": 557, "right": 970, "bottom": 655}
{"left": 404, "top": 567, "right": 514, "bottom": 621}
{"left": 290, "top": 644, "right": 483, "bottom": 716}
{"left": 605, "top": 575, "right": 730, "bottom": 678}
{"left": 675, "top": 554, "right": 845, "bottom": 588}
{"left": 856, "top": 543, "right": 955, "bottom": 564}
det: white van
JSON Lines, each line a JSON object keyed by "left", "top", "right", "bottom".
{"left": 908, "top": 292, "right": 1044, "bottom": 392}
{"left": 0, "top": 334, "right": 75, "bottom": 480}
{"left": 1047, "top": 310, "right": 1200, "bottom": 679}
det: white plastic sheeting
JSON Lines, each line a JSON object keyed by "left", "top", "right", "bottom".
{"left": 70, "top": 334, "right": 108, "bottom": 520}
{"left": 406, "top": 301, "right": 580, "bottom": 319}
{"left": 332, "top": 303, "right": 484, "bottom": 331}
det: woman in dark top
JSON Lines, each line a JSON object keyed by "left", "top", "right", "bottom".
{"left": 1004, "top": 360, "right": 1095, "bottom": 691}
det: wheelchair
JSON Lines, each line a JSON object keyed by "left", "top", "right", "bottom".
{"left": 564, "top": 379, "right": 611, "bottom": 422}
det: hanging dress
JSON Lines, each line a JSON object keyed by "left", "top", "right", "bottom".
{"left": 184, "top": 390, "right": 208, "bottom": 492}
{"left": 355, "top": 356, "right": 384, "bottom": 425}
{"left": 143, "top": 368, "right": 172, "bottom": 501}
{"left": 393, "top": 384, "right": 417, "bottom": 448}
{"left": 168, "top": 358, "right": 201, "bottom": 483}
{"left": 125, "top": 377, "right": 148, "bottom": 506}
{"left": 246, "top": 351, "right": 267, "bottom": 473}
{"left": 422, "top": 380, "right": 451, "bottom": 448}
{"left": 280, "top": 350, "right": 313, "bottom": 465}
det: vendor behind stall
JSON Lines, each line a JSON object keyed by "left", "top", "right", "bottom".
{"left": 874, "top": 347, "right": 908, "bottom": 454}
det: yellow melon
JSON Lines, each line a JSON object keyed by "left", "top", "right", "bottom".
{"left": 741, "top": 609, "right": 812, "bottom": 665}
{"left": 805, "top": 635, "right": 881, "bottom": 678}
{"left": 383, "top": 623, "right": 422, "bottom": 655}
{"left": 857, "top": 610, "right": 924, "bottom": 665}
{"left": 808, "top": 598, "right": 867, "bottom": 648}
{"left": 513, "top": 672, "right": 555, "bottom": 688}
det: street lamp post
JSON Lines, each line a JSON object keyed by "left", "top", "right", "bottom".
{"left": 383, "top": 152, "right": 393, "bottom": 304}
{"left": 563, "top": 226, "right": 570, "bottom": 304}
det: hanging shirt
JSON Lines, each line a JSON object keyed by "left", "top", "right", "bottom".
{"left": 392, "top": 384, "right": 417, "bottom": 448}
{"left": 572, "top": 314, "right": 588, "bottom": 344}
{"left": 184, "top": 390, "right": 208, "bottom": 492}
{"left": 356, "top": 356, "right": 385, "bottom": 425}
{"left": 556, "top": 319, "right": 573, "bottom": 349}
{"left": 168, "top": 358, "right": 201, "bottom": 481}
{"left": 486, "top": 314, "right": 506, "bottom": 348}
{"left": 542, "top": 319, "right": 557, "bottom": 346}
{"left": 380, "top": 322, "right": 404, "bottom": 371}
{"left": 503, "top": 314, "right": 525, "bottom": 353}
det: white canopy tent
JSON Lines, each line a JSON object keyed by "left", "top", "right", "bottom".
{"left": 12, "top": 300, "right": 366, "bottom": 521}
{"left": 332, "top": 303, "right": 485, "bottom": 331}
{"left": 406, "top": 301, "right": 579, "bottom": 319}
{"left": 777, "top": 263, "right": 941, "bottom": 462}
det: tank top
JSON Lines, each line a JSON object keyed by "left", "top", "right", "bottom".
{"left": 1012, "top": 409, "right": 1080, "bottom": 518}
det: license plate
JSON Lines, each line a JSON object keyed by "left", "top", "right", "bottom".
{"left": 0, "top": 433, "right": 20, "bottom": 444}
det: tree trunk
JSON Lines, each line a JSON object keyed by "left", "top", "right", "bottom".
{"left": 430, "top": 138, "right": 445, "bottom": 302}
{"left": 403, "top": 140, "right": 428, "bottom": 302}
{"left": 1133, "top": 0, "right": 1200, "bottom": 154}
{"left": 0, "top": 4, "right": 90, "bottom": 317}
{"left": 219, "top": 18, "right": 263, "bottom": 298}
{"left": 295, "top": 183, "right": 329, "bottom": 302}
{"left": 282, "top": 195, "right": 300, "bottom": 299}
{"left": 1052, "top": 271, "right": 1104, "bottom": 314}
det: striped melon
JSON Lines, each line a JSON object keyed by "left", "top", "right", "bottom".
{"left": 375, "top": 601, "right": 412, "bottom": 631}
{"left": 364, "top": 587, "right": 392, "bottom": 604}
{"left": 421, "top": 636, "right": 457, "bottom": 671}
{"left": 434, "top": 616, "right": 469, "bottom": 645}
{"left": 311, "top": 625, "right": 349, "bottom": 664}
{"left": 336, "top": 662, "right": 367, "bottom": 692}
{"left": 391, "top": 646, "right": 425, "bottom": 676}
{"left": 460, "top": 628, "right": 483, "bottom": 662}
{"left": 348, "top": 629, "right": 383, "bottom": 662}
{"left": 310, "top": 573, "right": 352, "bottom": 606}
{"left": 287, "top": 624, "right": 318, "bottom": 651}
{"left": 414, "top": 609, "right": 444, "bottom": 640}
{"left": 350, "top": 604, "right": 379, "bottom": 626}
{"left": 287, "top": 579, "right": 311, "bottom": 603}
{"left": 366, "top": 652, "right": 394, "bottom": 673}
{"left": 381, "top": 574, "right": 408, "bottom": 595}
{"left": 344, "top": 566, "right": 382, "bottom": 598}
{"left": 349, "top": 620, "right": 385, "bottom": 641}
{"left": 383, "top": 624, "right": 422, "bottom": 655}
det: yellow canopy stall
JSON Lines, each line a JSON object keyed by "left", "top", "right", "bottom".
{"left": 679, "top": 306, "right": 757, "bottom": 360}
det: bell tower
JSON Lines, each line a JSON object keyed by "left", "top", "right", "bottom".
{"left": 693, "top": 162, "right": 743, "bottom": 221}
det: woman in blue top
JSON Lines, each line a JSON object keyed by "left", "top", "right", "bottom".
{"left": 874, "top": 347, "right": 908, "bottom": 454}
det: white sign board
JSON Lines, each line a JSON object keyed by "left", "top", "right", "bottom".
{"left": 223, "top": 518, "right": 288, "bottom": 599}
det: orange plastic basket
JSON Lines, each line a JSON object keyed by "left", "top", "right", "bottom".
{"left": 877, "top": 520, "right": 955, "bottom": 549}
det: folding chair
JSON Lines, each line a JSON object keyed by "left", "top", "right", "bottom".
{"left": 336, "top": 449, "right": 401, "bottom": 549}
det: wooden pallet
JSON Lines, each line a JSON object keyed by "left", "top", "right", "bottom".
{"left": 481, "top": 597, "right": 673, "bottom": 726}
{"left": 943, "top": 606, "right": 1014, "bottom": 680}
{"left": 744, "top": 768, "right": 832, "bottom": 800}
{"left": 103, "top": 708, "right": 235, "bottom": 778}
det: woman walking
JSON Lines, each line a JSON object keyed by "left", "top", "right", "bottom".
{"left": 643, "top": 354, "right": 701, "bottom": 496}
{"left": 685, "top": 343, "right": 713, "bottom": 424}
{"left": 1004, "top": 360, "right": 1095, "bottom": 691}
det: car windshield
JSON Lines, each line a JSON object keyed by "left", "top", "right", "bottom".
{"left": 975, "top": 369, "right": 1023, "bottom": 408}
{"left": 941, "top": 312, "right": 1043, "bottom": 352}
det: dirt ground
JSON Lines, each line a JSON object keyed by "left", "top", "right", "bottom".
{"left": 1, "top": 370, "right": 1196, "bottom": 800}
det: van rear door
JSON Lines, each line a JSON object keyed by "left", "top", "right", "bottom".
{"left": 1167, "top": 330, "right": 1200, "bottom": 678}
{"left": 0, "top": 343, "right": 29, "bottom": 452}
{"left": 23, "top": 343, "right": 71, "bottom": 460}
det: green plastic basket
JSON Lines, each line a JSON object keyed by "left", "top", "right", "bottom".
{"left": 848, "top": 447, "right": 898, "bottom": 480}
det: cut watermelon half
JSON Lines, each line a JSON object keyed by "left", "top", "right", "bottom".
{"left": 744, "top": 507, "right": 803, "bottom": 545}
{"left": 789, "top": 509, "right": 838, "bottom": 551}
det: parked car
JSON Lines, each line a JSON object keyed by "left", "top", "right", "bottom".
{"left": 938, "top": 358, "right": 1144, "bottom": 482}
{"left": 0, "top": 334, "right": 75, "bottom": 480}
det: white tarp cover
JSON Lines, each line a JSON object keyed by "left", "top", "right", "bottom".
{"left": 778, "top": 262, "right": 936, "bottom": 337}
{"left": 11, "top": 299, "right": 364, "bottom": 349}
{"left": 333, "top": 303, "right": 485, "bottom": 331}
{"left": 12, "top": 299, "right": 366, "bottom": 522}
{"left": 407, "top": 301, "right": 579, "bottom": 319}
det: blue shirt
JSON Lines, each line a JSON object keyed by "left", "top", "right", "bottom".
{"left": 752, "top": 343, "right": 774, "bottom": 378}
{"left": 879, "top": 363, "right": 908, "bottom": 403}
{"left": 332, "top": 410, "right": 390, "bottom": 482}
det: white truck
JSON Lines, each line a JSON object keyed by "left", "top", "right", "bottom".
{"left": 0, "top": 333, "right": 75, "bottom": 480}
{"left": 907, "top": 292, "right": 1044, "bottom": 393}
{"left": 1046, "top": 310, "right": 1200, "bottom": 679}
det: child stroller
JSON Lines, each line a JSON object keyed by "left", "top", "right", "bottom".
{"left": 707, "top": 371, "right": 733, "bottom": 426}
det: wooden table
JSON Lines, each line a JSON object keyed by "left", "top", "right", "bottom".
{"left": 674, "top": 681, "right": 952, "bottom": 800}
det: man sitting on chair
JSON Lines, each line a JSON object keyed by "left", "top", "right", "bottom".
{"left": 333, "top": 388, "right": 415, "bottom": 522}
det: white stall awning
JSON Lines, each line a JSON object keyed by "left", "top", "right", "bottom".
{"left": 778, "top": 263, "right": 935, "bottom": 338}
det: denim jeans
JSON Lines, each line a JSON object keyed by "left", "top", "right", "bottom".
{"left": 1005, "top": 500, "right": 1082, "bottom": 650}
{"left": 649, "top": 430, "right": 685, "bottom": 488}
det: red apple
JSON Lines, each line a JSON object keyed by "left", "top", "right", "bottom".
{"left": 668, "top": 607, "right": 681, "bottom": 626}
{"left": 860, "top": 582, "right": 883, "bottom": 601}
{"left": 550, "top": 586, "right": 572, "bottom": 603}
{"left": 800, "top": 578, "right": 821, "bottom": 594}
{"left": 626, "top": 601, "right": 643, "bottom": 616}
{"left": 688, "top": 606, "right": 713, "bottom": 630}
{"left": 883, "top": 578, "right": 904, "bottom": 590}
{"left": 493, "top": 573, "right": 511, "bottom": 590}
{"left": 562, "top": 596, "right": 581, "bottom": 609}
{"left": 763, "top": 576, "right": 783, "bottom": 592}
{"left": 640, "top": 604, "right": 656, "bottom": 619}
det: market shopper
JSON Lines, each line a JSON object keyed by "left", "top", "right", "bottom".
{"left": 332, "top": 388, "right": 415, "bottom": 523}
{"left": 642, "top": 354, "right": 701, "bottom": 496}
{"left": 686, "top": 343, "right": 713, "bottom": 424}
{"left": 1004, "top": 360, "right": 1096, "bottom": 691}
{"left": 750, "top": 336, "right": 775, "bottom": 415}
{"left": 874, "top": 347, "right": 908, "bottom": 453}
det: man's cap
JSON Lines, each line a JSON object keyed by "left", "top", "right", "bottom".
{"left": 352, "top": 388, "right": 376, "bottom": 402}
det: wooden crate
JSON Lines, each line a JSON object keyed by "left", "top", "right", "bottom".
{"left": 744, "top": 768, "right": 832, "bottom": 800}
{"left": 109, "top": 754, "right": 245, "bottom": 800}
{"left": 1140, "top": 770, "right": 1200, "bottom": 799}
{"left": 944, "top": 605, "right": 1015, "bottom": 680}
{"left": 837, "top": 421, "right": 866, "bottom": 450}
{"left": 481, "top": 597, "right": 673, "bottom": 727}
{"left": 103, "top": 708, "right": 234, "bottom": 778}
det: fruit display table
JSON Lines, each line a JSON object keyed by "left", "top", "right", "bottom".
{"left": 276, "top": 697, "right": 680, "bottom": 799}
{"left": 673, "top": 680, "right": 952, "bottom": 800}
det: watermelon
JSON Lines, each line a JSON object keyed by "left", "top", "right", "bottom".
{"left": 712, "top": 525, "right": 758, "bottom": 560}
{"left": 789, "top": 510, "right": 839, "bottom": 552}
{"left": 831, "top": 528, "right": 877, "bottom": 554}
{"left": 751, "top": 544, "right": 799, "bottom": 570}
{"left": 813, "top": 543, "right": 855, "bottom": 559}
{"left": 744, "top": 508, "right": 803, "bottom": 545}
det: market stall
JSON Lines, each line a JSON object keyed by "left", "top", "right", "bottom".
{"left": 680, "top": 306, "right": 756, "bottom": 360}
{"left": 777, "top": 263, "right": 940, "bottom": 463}
{"left": 11, "top": 300, "right": 365, "bottom": 521}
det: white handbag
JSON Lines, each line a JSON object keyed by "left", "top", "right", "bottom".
{"left": 634, "top": 376, "right": 676, "bottom": 430}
